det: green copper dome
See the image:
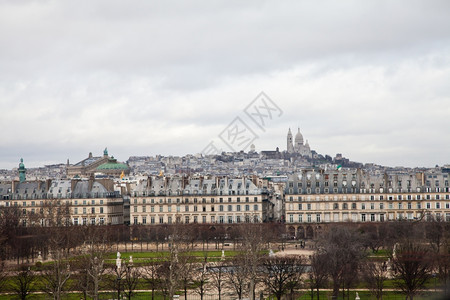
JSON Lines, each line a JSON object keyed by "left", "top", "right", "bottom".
{"left": 96, "top": 157, "right": 129, "bottom": 171}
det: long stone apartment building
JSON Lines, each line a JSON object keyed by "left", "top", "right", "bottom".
{"left": 0, "top": 178, "right": 124, "bottom": 226}
{"left": 284, "top": 169, "right": 450, "bottom": 229}
{"left": 1, "top": 163, "right": 449, "bottom": 235}
{"left": 0, "top": 175, "right": 275, "bottom": 227}
{"left": 127, "top": 175, "right": 274, "bottom": 225}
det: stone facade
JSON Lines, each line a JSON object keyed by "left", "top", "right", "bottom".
{"left": 284, "top": 169, "right": 450, "bottom": 225}
{"left": 1, "top": 168, "right": 449, "bottom": 231}
{"left": 0, "top": 178, "right": 124, "bottom": 226}
{"left": 128, "top": 176, "right": 274, "bottom": 225}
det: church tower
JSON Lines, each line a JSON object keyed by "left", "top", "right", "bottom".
{"left": 287, "top": 128, "right": 294, "bottom": 153}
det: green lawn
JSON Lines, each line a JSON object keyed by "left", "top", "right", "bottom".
{"left": 105, "top": 249, "right": 247, "bottom": 260}
{"left": 0, "top": 292, "right": 169, "bottom": 300}
{"left": 0, "top": 289, "right": 445, "bottom": 300}
{"left": 295, "top": 290, "right": 442, "bottom": 300}
{"left": 103, "top": 250, "right": 271, "bottom": 264}
{"left": 367, "top": 248, "right": 391, "bottom": 258}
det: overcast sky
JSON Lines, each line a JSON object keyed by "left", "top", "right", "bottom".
{"left": 1, "top": 0, "right": 450, "bottom": 169}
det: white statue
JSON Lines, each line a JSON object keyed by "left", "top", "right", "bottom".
{"left": 116, "top": 252, "right": 122, "bottom": 269}
{"left": 393, "top": 243, "right": 398, "bottom": 260}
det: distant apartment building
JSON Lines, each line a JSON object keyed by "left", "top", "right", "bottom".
{"left": 127, "top": 176, "right": 275, "bottom": 225}
{"left": 284, "top": 169, "right": 450, "bottom": 231}
{"left": 2, "top": 158, "right": 450, "bottom": 233}
{"left": 0, "top": 177, "right": 124, "bottom": 226}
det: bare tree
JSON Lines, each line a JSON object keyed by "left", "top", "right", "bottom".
{"left": 106, "top": 253, "right": 140, "bottom": 299}
{"left": 341, "top": 257, "right": 360, "bottom": 300}
{"left": 425, "top": 216, "right": 445, "bottom": 253}
{"left": 0, "top": 207, "right": 16, "bottom": 259}
{"left": 209, "top": 260, "right": 228, "bottom": 300}
{"left": 308, "top": 252, "right": 329, "bottom": 300}
{"left": 73, "top": 254, "right": 106, "bottom": 300}
{"left": 385, "top": 221, "right": 422, "bottom": 249}
{"left": 109, "top": 263, "right": 127, "bottom": 300}
{"left": 156, "top": 224, "right": 194, "bottom": 299}
{"left": 0, "top": 206, "right": 24, "bottom": 264}
{"left": 40, "top": 249, "right": 71, "bottom": 300}
{"left": 157, "top": 258, "right": 181, "bottom": 299}
{"left": 84, "top": 226, "right": 109, "bottom": 300}
{"left": 226, "top": 255, "right": 248, "bottom": 300}
{"left": 391, "top": 241, "right": 433, "bottom": 300}
{"left": 317, "top": 225, "right": 365, "bottom": 300}
{"left": 193, "top": 255, "right": 210, "bottom": 300}
{"left": 362, "top": 260, "right": 389, "bottom": 300}
{"left": 436, "top": 235, "right": 450, "bottom": 295}
{"left": 38, "top": 215, "right": 75, "bottom": 300}
{"left": 73, "top": 261, "right": 90, "bottom": 300}
{"left": 10, "top": 265, "right": 36, "bottom": 300}
{"left": 123, "top": 259, "right": 141, "bottom": 300}
{"left": 237, "top": 223, "right": 267, "bottom": 300}
{"left": 89, "top": 256, "right": 106, "bottom": 299}
{"left": 261, "top": 255, "right": 305, "bottom": 300}
{"left": 360, "top": 223, "right": 384, "bottom": 253}
{"left": 143, "top": 261, "right": 162, "bottom": 300}
{"left": 72, "top": 225, "right": 109, "bottom": 300}
{"left": 178, "top": 254, "right": 197, "bottom": 299}
{"left": 0, "top": 260, "right": 8, "bottom": 293}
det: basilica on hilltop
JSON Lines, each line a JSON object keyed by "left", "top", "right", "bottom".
{"left": 287, "top": 128, "right": 312, "bottom": 158}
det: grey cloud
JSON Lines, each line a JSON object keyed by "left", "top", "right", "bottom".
{"left": 1, "top": 0, "right": 450, "bottom": 169}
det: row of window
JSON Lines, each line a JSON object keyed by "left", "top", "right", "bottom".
{"left": 4, "top": 199, "right": 105, "bottom": 207}
{"left": 73, "top": 207, "right": 104, "bottom": 214}
{"left": 73, "top": 217, "right": 105, "bottom": 225}
{"left": 287, "top": 194, "right": 450, "bottom": 202}
{"left": 286, "top": 187, "right": 450, "bottom": 194}
{"left": 73, "top": 199, "right": 104, "bottom": 205}
{"left": 23, "top": 217, "right": 108, "bottom": 226}
{"left": 287, "top": 188, "right": 359, "bottom": 194}
{"left": 288, "top": 175, "right": 357, "bottom": 186}
{"left": 133, "top": 196, "right": 260, "bottom": 205}
{"left": 132, "top": 204, "right": 259, "bottom": 213}
{"left": 287, "top": 212, "right": 450, "bottom": 223}
{"left": 17, "top": 206, "right": 106, "bottom": 216}
{"left": 133, "top": 214, "right": 260, "bottom": 225}
{"left": 288, "top": 180, "right": 449, "bottom": 188}
{"left": 134, "top": 189, "right": 254, "bottom": 197}
{"left": 287, "top": 201, "right": 450, "bottom": 211}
